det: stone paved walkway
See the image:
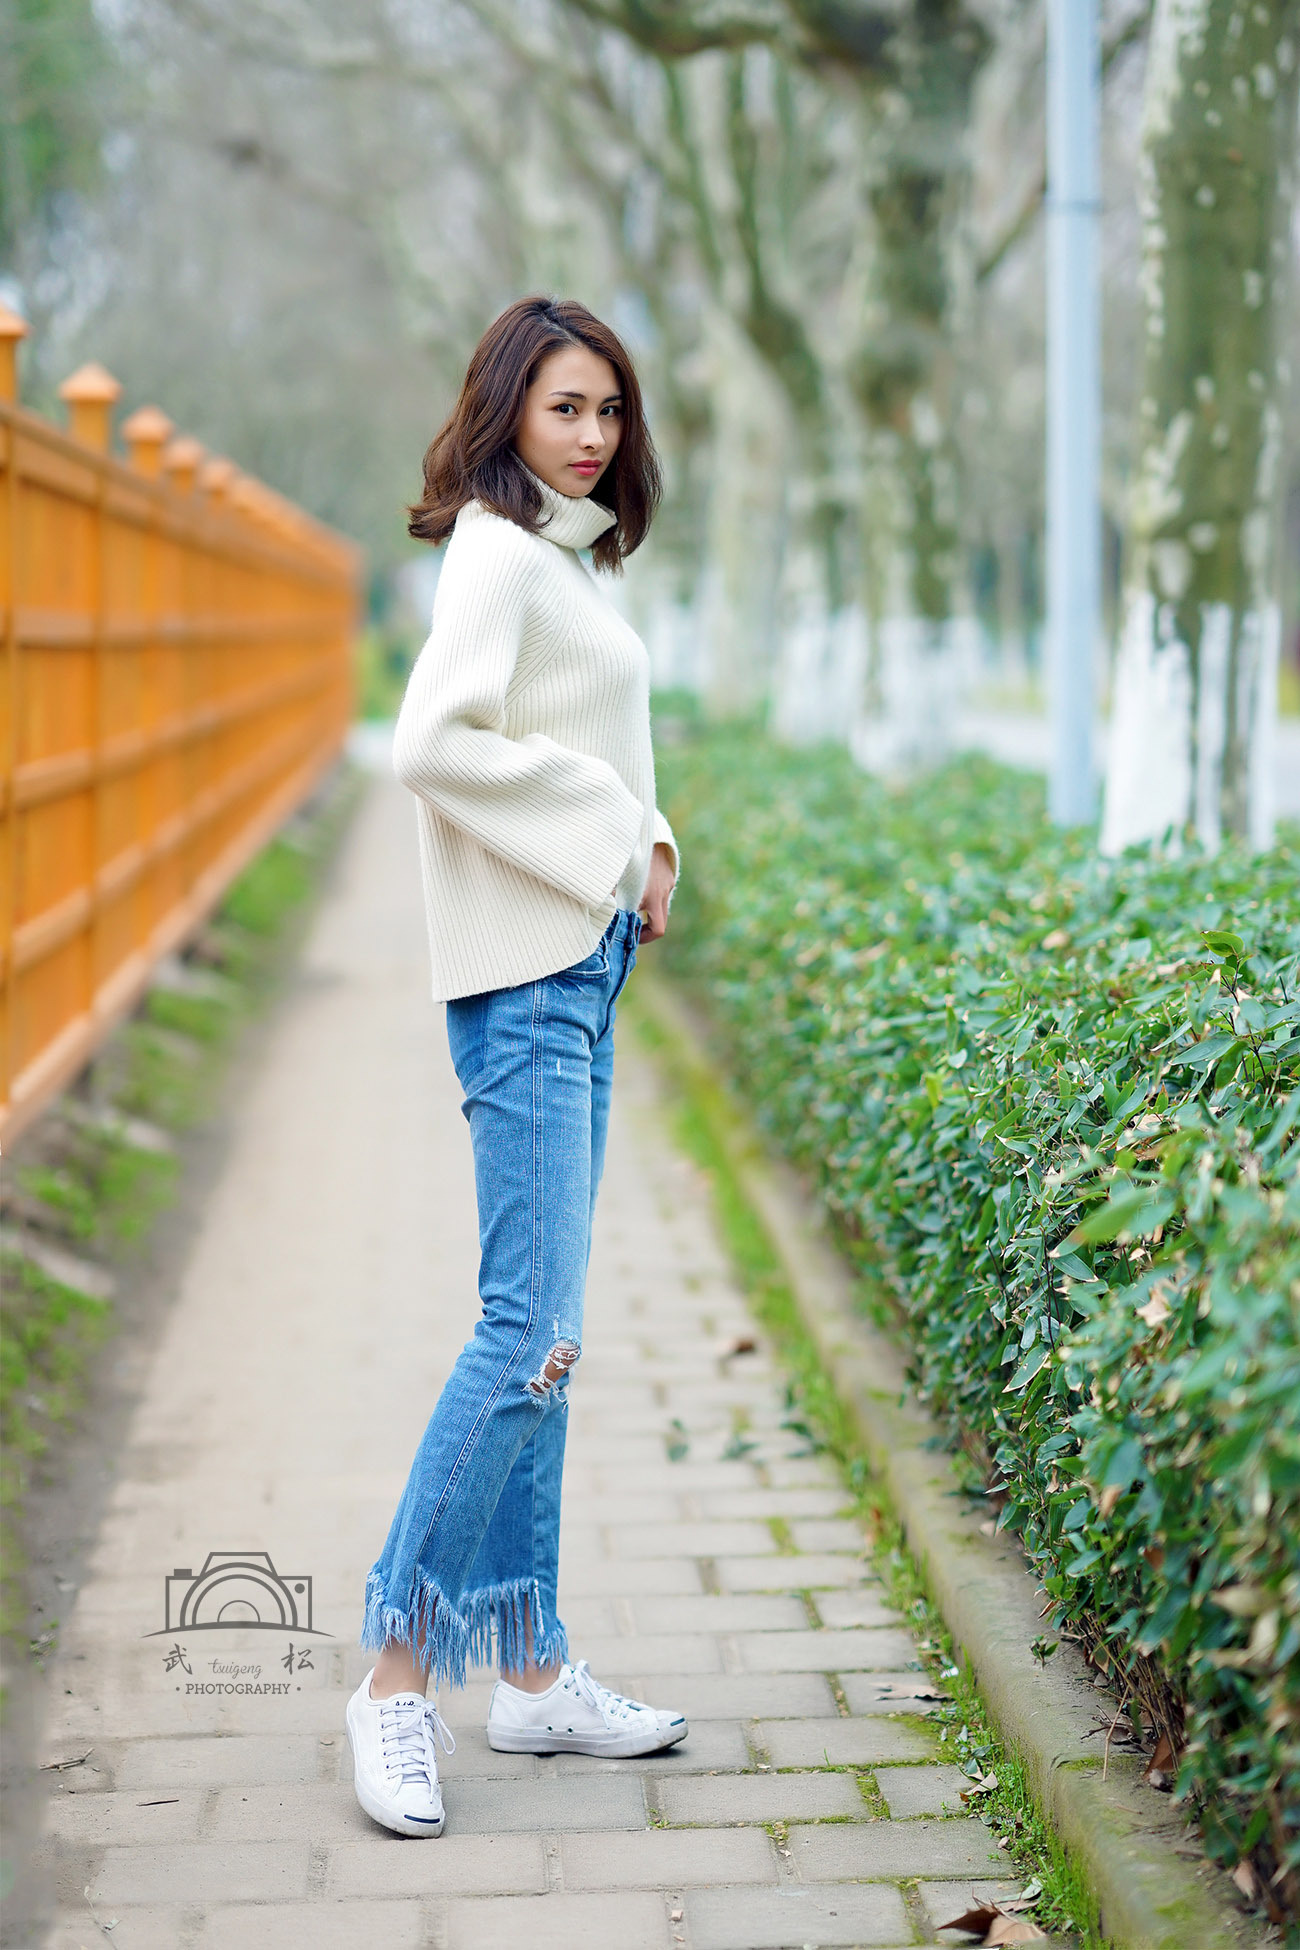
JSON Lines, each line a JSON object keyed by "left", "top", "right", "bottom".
{"left": 35, "top": 771, "right": 1024, "bottom": 1949}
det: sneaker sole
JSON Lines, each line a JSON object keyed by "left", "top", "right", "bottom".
{"left": 346, "top": 1700, "right": 447, "bottom": 1838}
{"left": 485, "top": 1719, "right": 689, "bottom": 1758}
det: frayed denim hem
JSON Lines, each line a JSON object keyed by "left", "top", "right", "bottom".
{"left": 465, "top": 1577, "right": 568, "bottom": 1676}
{"left": 359, "top": 1567, "right": 568, "bottom": 1689}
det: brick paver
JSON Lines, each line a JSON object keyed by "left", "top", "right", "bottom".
{"left": 35, "top": 771, "right": 1021, "bottom": 1948}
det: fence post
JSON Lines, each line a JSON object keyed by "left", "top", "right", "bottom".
{"left": 122, "top": 405, "right": 175, "bottom": 478}
{"left": 0, "top": 306, "right": 24, "bottom": 1109}
{"left": 0, "top": 305, "right": 27, "bottom": 404}
{"left": 164, "top": 436, "right": 205, "bottom": 495}
{"left": 58, "top": 363, "right": 122, "bottom": 1036}
{"left": 57, "top": 363, "right": 123, "bottom": 452}
{"left": 199, "top": 457, "right": 236, "bottom": 505}
{"left": 123, "top": 409, "right": 175, "bottom": 960}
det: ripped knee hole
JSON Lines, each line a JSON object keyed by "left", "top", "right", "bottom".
{"left": 525, "top": 1340, "right": 581, "bottom": 1399}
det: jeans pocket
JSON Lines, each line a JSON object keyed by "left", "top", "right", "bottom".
{"left": 557, "top": 928, "right": 613, "bottom": 983}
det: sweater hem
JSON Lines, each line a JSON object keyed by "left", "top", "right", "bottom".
{"left": 428, "top": 907, "right": 622, "bottom": 1003}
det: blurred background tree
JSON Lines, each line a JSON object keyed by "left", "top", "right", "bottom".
{"left": 3, "top": 0, "right": 1295, "bottom": 840}
{"left": 1101, "top": 0, "right": 1300, "bottom": 852}
{"left": 0, "top": 0, "right": 110, "bottom": 279}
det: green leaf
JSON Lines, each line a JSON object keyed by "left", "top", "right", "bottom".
{"left": 1178, "top": 1032, "right": 1243, "bottom": 1073}
{"left": 1003, "top": 1346, "right": 1050, "bottom": 1393}
{"left": 1051, "top": 1249, "right": 1094, "bottom": 1280}
{"left": 1100, "top": 1436, "right": 1144, "bottom": 1491}
{"left": 1073, "top": 1189, "right": 1175, "bottom": 1243}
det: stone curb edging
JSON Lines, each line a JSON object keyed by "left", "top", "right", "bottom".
{"left": 635, "top": 971, "right": 1267, "bottom": 1950}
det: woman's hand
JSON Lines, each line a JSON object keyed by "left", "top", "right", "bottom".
{"left": 608, "top": 842, "right": 677, "bottom": 940}
{"left": 636, "top": 842, "right": 677, "bottom": 943}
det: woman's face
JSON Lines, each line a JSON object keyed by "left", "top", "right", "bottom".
{"left": 513, "top": 344, "right": 623, "bottom": 498}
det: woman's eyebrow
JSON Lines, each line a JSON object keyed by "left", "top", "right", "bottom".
{"left": 547, "top": 389, "right": 623, "bottom": 402}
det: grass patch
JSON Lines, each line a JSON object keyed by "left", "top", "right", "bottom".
{"left": 0, "top": 1257, "right": 112, "bottom": 1639}
{"left": 625, "top": 984, "right": 1110, "bottom": 1946}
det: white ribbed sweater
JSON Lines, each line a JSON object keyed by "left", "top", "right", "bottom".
{"left": 392, "top": 471, "right": 678, "bottom": 1001}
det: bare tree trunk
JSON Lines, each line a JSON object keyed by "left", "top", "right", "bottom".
{"left": 664, "top": 48, "right": 862, "bottom": 734}
{"left": 845, "top": 4, "right": 988, "bottom": 771}
{"left": 1101, "top": 0, "right": 1300, "bottom": 853}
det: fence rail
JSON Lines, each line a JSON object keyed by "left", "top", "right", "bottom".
{"left": 0, "top": 309, "right": 361, "bottom": 1144}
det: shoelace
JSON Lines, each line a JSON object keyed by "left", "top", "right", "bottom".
{"left": 380, "top": 1695, "right": 456, "bottom": 1787}
{"left": 566, "top": 1659, "right": 649, "bottom": 1724}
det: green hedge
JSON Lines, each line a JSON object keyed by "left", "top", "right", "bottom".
{"left": 655, "top": 719, "right": 1300, "bottom": 1916}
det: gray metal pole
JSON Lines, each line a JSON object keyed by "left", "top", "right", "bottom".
{"left": 1045, "top": 0, "right": 1100, "bottom": 825}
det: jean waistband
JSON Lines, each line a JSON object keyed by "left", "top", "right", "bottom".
{"left": 608, "top": 907, "right": 643, "bottom": 945}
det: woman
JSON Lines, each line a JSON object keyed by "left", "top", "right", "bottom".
{"left": 346, "top": 296, "right": 686, "bottom": 1838}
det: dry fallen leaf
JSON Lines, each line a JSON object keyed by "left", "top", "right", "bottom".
{"left": 723, "top": 1336, "right": 758, "bottom": 1357}
{"left": 938, "top": 1901, "right": 1048, "bottom": 1944}
{"left": 1097, "top": 1483, "right": 1123, "bottom": 1519}
{"left": 958, "top": 1770, "right": 999, "bottom": 1802}
{"left": 1143, "top": 1731, "right": 1177, "bottom": 1790}
{"left": 1231, "top": 1859, "right": 1258, "bottom": 1899}
{"left": 1136, "top": 1288, "right": 1171, "bottom": 1328}
{"left": 940, "top": 1904, "right": 1003, "bottom": 1936}
{"left": 1210, "top": 1583, "right": 1269, "bottom": 1617}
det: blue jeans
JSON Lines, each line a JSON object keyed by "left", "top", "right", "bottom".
{"left": 360, "top": 908, "right": 642, "bottom": 1688}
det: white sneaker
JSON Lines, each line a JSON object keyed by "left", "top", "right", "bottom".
{"left": 485, "top": 1659, "right": 689, "bottom": 1757}
{"left": 346, "top": 1667, "right": 456, "bottom": 1837}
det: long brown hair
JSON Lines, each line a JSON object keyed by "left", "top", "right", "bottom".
{"left": 408, "top": 296, "right": 661, "bottom": 573}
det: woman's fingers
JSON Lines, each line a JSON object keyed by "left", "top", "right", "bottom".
{"left": 641, "top": 889, "right": 669, "bottom": 940}
{"left": 636, "top": 844, "right": 676, "bottom": 944}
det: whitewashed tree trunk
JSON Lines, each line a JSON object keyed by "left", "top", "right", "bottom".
{"left": 1102, "top": 0, "right": 1299, "bottom": 854}
{"left": 769, "top": 429, "right": 869, "bottom": 745}
{"left": 693, "top": 317, "right": 788, "bottom": 713}
{"left": 844, "top": 13, "right": 987, "bottom": 773}
{"left": 850, "top": 615, "right": 982, "bottom": 774}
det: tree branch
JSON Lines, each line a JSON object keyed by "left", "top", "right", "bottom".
{"left": 975, "top": 0, "right": 1152, "bottom": 287}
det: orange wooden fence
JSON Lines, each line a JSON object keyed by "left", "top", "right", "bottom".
{"left": 0, "top": 308, "right": 361, "bottom": 1145}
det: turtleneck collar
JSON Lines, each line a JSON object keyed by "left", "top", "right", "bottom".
{"left": 524, "top": 465, "right": 618, "bottom": 552}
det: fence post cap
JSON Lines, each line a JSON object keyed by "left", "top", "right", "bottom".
{"left": 198, "top": 455, "right": 237, "bottom": 502}
{"left": 122, "top": 404, "right": 175, "bottom": 477}
{"left": 57, "top": 361, "right": 124, "bottom": 405}
{"left": 230, "top": 474, "right": 270, "bottom": 520}
{"left": 163, "top": 435, "right": 205, "bottom": 493}
{"left": 0, "top": 304, "right": 27, "bottom": 404}
{"left": 58, "top": 362, "right": 123, "bottom": 451}
{"left": 122, "top": 403, "right": 174, "bottom": 442}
